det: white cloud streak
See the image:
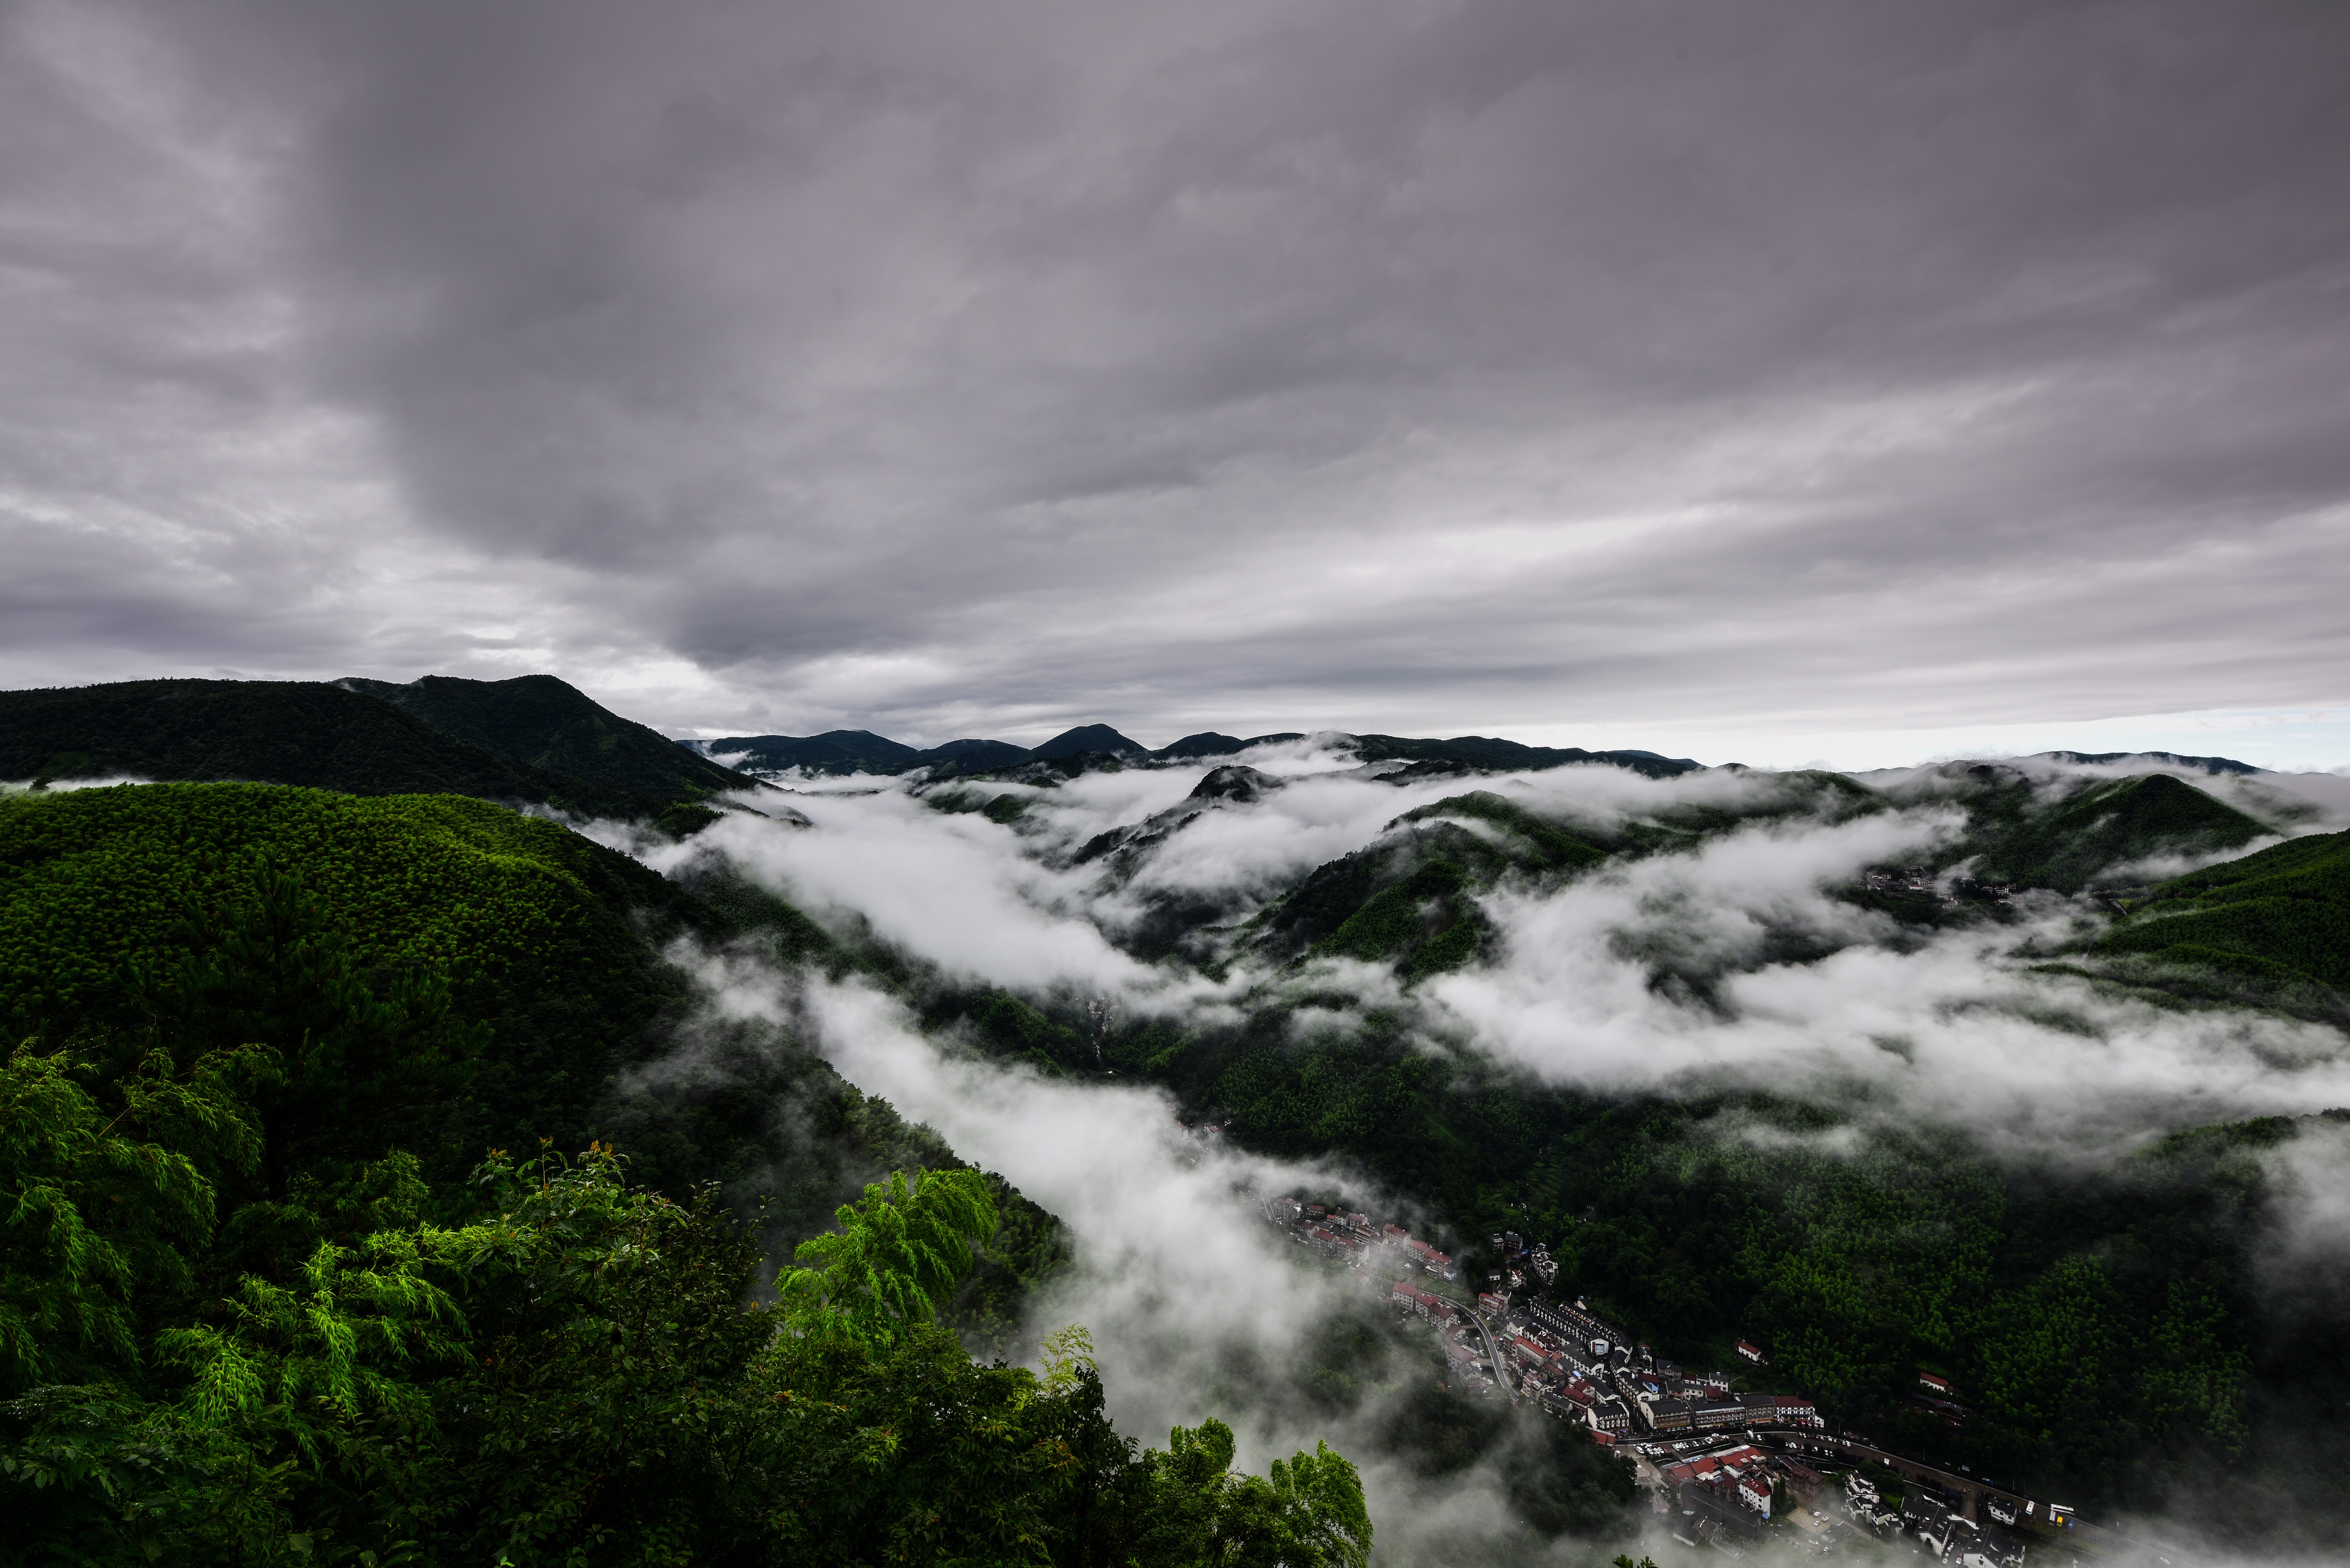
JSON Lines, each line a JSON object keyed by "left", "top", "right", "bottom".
{"left": 634, "top": 756, "right": 2350, "bottom": 1164}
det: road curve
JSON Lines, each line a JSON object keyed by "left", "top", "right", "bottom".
{"left": 1465, "top": 1306, "right": 1519, "bottom": 1404}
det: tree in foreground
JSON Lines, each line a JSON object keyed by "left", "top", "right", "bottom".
{"left": 3, "top": 1084, "right": 1369, "bottom": 1566}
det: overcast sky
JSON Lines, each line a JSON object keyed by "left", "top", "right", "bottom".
{"left": 4, "top": 0, "right": 2346, "bottom": 767}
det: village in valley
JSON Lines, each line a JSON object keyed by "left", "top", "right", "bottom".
{"left": 1264, "top": 1193, "right": 2092, "bottom": 1564}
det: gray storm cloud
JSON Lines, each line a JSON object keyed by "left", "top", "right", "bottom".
{"left": 4, "top": 0, "right": 2348, "bottom": 764}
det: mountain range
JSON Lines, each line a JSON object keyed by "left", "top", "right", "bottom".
{"left": 696, "top": 721, "right": 1704, "bottom": 780}
{"left": 2, "top": 673, "right": 1715, "bottom": 797}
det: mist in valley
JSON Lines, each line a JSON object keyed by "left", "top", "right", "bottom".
{"left": 583, "top": 743, "right": 2350, "bottom": 1562}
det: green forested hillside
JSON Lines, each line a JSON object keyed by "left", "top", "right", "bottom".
{"left": 925, "top": 976, "right": 2346, "bottom": 1530}
{"left": 0, "top": 783, "right": 1048, "bottom": 1268}
{"left": 1238, "top": 794, "right": 1609, "bottom": 979}
{"left": 341, "top": 673, "right": 756, "bottom": 803}
{"left": 2, "top": 782, "right": 700, "bottom": 1157}
{"left": 2090, "top": 827, "right": 2350, "bottom": 1000}
{"left": 0, "top": 680, "right": 660, "bottom": 817}
{"left": 0, "top": 782, "right": 1375, "bottom": 1562}
{"left": 1956, "top": 771, "right": 2269, "bottom": 893}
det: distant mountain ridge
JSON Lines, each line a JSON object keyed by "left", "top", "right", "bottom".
{"left": 693, "top": 723, "right": 1700, "bottom": 780}
{"left": 701, "top": 730, "right": 926, "bottom": 775}
{"left": 2030, "top": 749, "right": 2264, "bottom": 775}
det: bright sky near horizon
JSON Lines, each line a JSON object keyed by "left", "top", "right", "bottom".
{"left": 4, "top": 1, "right": 2346, "bottom": 770}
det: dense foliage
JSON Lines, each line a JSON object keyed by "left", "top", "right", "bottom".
{"left": 2091, "top": 827, "right": 2350, "bottom": 1002}
{"left": 0, "top": 784, "right": 1055, "bottom": 1335}
{"left": 929, "top": 978, "right": 2349, "bottom": 1533}
{"left": 0, "top": 806, "right": 1375, "bottom": 1563}
{"left": 0, "top": 1084, "right": 1370, "bottom": 1566}
{"left": 1935, "top": 768, "right": 2268, "bottom": 895}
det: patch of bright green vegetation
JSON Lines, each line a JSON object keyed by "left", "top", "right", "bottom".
{"left": 0, "top": 781, "right": 688, "bottom": 1031}
{"left": 2088, "top": 827, "right": 2350, "bottom": 999}
{"left": 1310, "top": 858, "right": 1486, "bottom": 981}
{"left": 1252, "top": 798, "right": 1614, "bottom": 979}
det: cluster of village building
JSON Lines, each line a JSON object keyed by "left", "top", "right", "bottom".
{"left": 1850, "top": 1473, "right": 2033, "bottom": 1567}
{"left": 1859, "top": 865, "right": 2019, "bottom": 906}
{"left": 1268, "top": 1196, "right": 1461, "bottom": 1280}
{"left": 1490, "top": 1295, "right": 1821, "bottom": 1444}
{"left": 1264, "top": 1194, "right": 2058, "bottom": 1562}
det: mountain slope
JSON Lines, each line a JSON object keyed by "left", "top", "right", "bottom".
{"left": 1243, "top": 793, "right": 1612, "bottom": 979}
{"left": 341, "top": 673, "right": 754, "bottom": 803}
{"left": 0, "top": 780, "right": 712, "bottom": 1155}
{"left": 2090, "top": 827, "right": 2350, "bottom": 998}
{"left": 1027, "top": 723, "right": 1147, "bottom": 760}
{"left": 911, "top": 737, "right": 1035, "bottom": 777}
{"left": 701, "top": 729, "right": 924, "bottom": 775}
{"left": 2032, "top": 749, "right": 2263, "bottom": 775}
{"left": 0, "top": 778, "right": 1052, "bottom": 1299}
{"left": 1966, "top": 771, "right": 2270, "bottom": 893}
{"left": 1151, "top": 731, "right": 1305, "bottom": 759}
{"left": 0, "top": 679, "right": 652, "bottom": 817}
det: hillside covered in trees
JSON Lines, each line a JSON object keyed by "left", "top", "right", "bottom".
{"left": 0, "top": 780, "right": 1377, "bottom": 1563}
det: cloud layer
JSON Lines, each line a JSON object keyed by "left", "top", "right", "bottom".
{"left": 616, "top": 751, "right": 2350, "bottom": 1165}
{"left": 634, "top": 751, "right": 2350, "bottom": 1563}
{"left": 5, "top": 1, "right": 2348, "bottom": 764}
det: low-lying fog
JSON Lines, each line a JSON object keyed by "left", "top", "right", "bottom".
{"left": 615, "top": 746, "right": 2350, "bottom": 1159}
{"left": 590, "top": 747, "right": 2349, "bottom": 1564}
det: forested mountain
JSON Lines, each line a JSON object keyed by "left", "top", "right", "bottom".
{"left": 0, "top": 679, "right": 656, "bottom": 817}
{"left": 1029, "top": 724, "right": 1149, "bottom": 760}
{"left": 1345, "top": 734, "right": 1701, "bottom": 778}
{"left": 1152, "top": 731, "right": 1308, "bottom": 759}
{"left": 0, "top": 676, "right": 757, "bottom": 823}
{"left": 0, "top": 777, "right": 1375, "bottom": 1563}
{"left": 2086, "top": 827, "right": 2350, "bottom": 1013}
{"left": 691, "top": 722, "right": 1701, "bottom": 781}
{"left": 2032, "top": 749, "right": 2262, "bottom": 775}
{"left": 702, "top": 728, "right": 926, "bottom": 775}
{"left": 337, "top": 673, "right": 757, "bottom": 804}
{"left": 1952, "top": 769, "right": 2271, "bottom": 894}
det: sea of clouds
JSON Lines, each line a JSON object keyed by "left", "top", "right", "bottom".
{"left": 583, "top": 747, "right": 2350, "bottom": 1563}
{"left": 610, "top": 747, "right": 2350, "bottom": 1157}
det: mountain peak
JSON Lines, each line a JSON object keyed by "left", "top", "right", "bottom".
{"left": 1028, "top": 724, "right": 1146, "bottom": 760}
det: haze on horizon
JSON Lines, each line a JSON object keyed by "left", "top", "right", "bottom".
{"left": 2, "top": 0, "right": 2346, "bottom": 771}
